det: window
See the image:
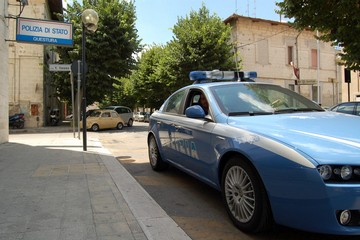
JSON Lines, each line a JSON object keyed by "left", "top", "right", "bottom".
{"left": 287, "top": 46, "right": 294, "bottom": 65}
{"left": 31, "top": 104, "right": 39, "bottom": 116}
{"left": 311, "top": 49, "right": 318, "bottom": 68}
{"left": 312, "top": 85, "right": 320, "bottom": 103}
{"left": 102, "top": 112, "right": 111, "bottom": 117}
{"left": 164, "top": 90, "right": 185, "bottom": 114}
{"left": 355, "top": 104, "right": 360, "bottom": 116}
{"left": 336, "top": 103, "right": 355, "bottom": 115}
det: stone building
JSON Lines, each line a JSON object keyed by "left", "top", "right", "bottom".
{"left": 225, "top": 14, "right": 345, "bottom": 108}
{"left": 7, "top": 0, "right": 62, "bottom": 129}
{"left": 1, "top": 1, "right": 9, "bottom": 143}
{"left": 342, "top": 68, "right": 360, "bottom": 102}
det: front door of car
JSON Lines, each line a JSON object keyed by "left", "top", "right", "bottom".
{"left": 101, "top": 112, "right": 112, "bottom": 128}
{"left": 156, "top": 114, "right": 179, "bottom": 161}
{"left": 156, "top": 89, "right": 187, "bottom": 162}
{"left": 172, "top": 116, "right": 217, "bottom": 186}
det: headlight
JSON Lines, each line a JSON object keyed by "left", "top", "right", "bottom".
{"left": 318, "top": 164, "right": 359, "bottom": 182}
{"left": 318, "top": 165, "right": 332, "bottom": 180}
{"left": 341, "top": 165, "right": 353, "bottom": 180}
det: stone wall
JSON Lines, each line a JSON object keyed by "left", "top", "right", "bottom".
{"left": 0, "top": 0, "right": 9, "bottom": 143}
{"left": 7, "top": 0, "right": 47, "bottom": 128}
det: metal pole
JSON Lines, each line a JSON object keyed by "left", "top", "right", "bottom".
{"left": 82, "top": 24, "right": 87, "bottom": 151}
{"left": 70, "top": 71, "right": 75, "bottom": 138}
{"left": 317, "top": 30, "right": 320, "bottom": 104}
{"left": 77, "top": 60, "right": 81, "bottom": 139}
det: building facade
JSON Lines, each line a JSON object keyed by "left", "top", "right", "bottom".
{"left": 225, "top": 14, "right": 343, "bottom": 108}
{"left": 7, "top": 0, "right": 62, "bottom": 129}
{"left": 342, "top": 69, "right": 360, "bottom": 102}
{"left": 1, "top": 1, "right": 9, "bottom": 143}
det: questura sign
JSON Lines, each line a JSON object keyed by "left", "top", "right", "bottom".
{"left": 16, "top": 17, "right": 73, "bottom": 47}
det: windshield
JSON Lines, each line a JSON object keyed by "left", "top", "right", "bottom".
{"left": 211, "top": 83, "right": 324, "bottom": 116}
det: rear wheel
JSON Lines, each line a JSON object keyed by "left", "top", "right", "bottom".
{"left": 127, "top": 119, "right": 133, "bottom": 127}
{"left": 116, "top": 122, "right": 124, "bottom": 130}
{"left": 91, "top": 124, "right": 99, "bottom": 132}
{"left": 221, "top": 157, "right": 273, "bottom": 233}
{"left": 148, "top": 135, "right": 168, "bottom": 171}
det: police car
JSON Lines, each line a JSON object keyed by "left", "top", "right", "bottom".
{"left": 147, "top": 70, "right": 360, "bottom": 235}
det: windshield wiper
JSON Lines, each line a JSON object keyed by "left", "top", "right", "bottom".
{"left": 228, "top": 111, "right": 273, "bottom": 116}
{"left": 274, "top": 108, "right": 324, "bottom": 114}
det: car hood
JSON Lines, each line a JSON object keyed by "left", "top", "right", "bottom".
{"left": 228, "top": 112, "right": 360, "bottom": 165}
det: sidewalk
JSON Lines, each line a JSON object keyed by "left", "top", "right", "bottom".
{"left": 0, "top": 130, "right": 191, "bottom": 240}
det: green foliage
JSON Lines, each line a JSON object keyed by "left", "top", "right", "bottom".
{"left": 52, "top": 0, "right": 141, "bottom": 105}
{"left": 131, "top": 45, "right": 173, "bottom": 110}
{"left": 169, "top": 5, "right": 237, "bottom": 88}
{"left": 276, "top": 0, "right": 360, "bottom": 70}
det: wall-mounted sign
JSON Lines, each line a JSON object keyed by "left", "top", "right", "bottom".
{"left": 49, "top": 64, "right": 71, "bottom": 72}
{"left": 16, "top": 17, "right": 73, "bottom": 47}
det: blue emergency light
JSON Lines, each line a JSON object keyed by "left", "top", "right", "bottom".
{"left": 189, "top": 70, "right": 257, "bottom": 83}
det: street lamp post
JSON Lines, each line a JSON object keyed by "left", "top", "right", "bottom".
{"left": 81, "top": 9, "right": 99, "bottom": 151}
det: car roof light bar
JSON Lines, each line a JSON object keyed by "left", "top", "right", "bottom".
{"left": 189, "top": 70, "right": 257, "bottom": 83}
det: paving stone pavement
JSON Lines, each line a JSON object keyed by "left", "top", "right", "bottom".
{"left": 0, "top": 131, "right": 191, "bottom": 240}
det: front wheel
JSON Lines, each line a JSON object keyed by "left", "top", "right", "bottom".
{"left": 221, "top": 157, "right": 273, "bottom": 233}
{"left": 91, "top": 124, "right": 99, "bottom": 132}
{"left": 148, "top": 135, "right": 168, "bottom": 171}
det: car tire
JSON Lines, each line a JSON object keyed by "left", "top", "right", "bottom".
{"left": 117, "top": 122, "right": 124, "bottom": 130}
{"left": 91, "top": 124, "right": 99, "bottom": 132}
{"left": 127, "top": 119, "right": 133, "bottom": 127}
{"left": 221, "top": 157, "right": 273, "bottom": 233}
{"left": 148, "top": 135, "right": 168, "bottom": 171}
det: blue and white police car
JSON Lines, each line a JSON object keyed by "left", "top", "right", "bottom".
{"left": 147, "top": 70, "right": 360, "bottom": 235}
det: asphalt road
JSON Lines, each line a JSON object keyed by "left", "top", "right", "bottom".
{"left": 97, "top": 122, "right": 358, "bottom": 240}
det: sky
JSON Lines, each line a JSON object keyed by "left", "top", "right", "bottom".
{"left": 64, "top": 0, "right": 284, "bottom": 46}
{"left": 135, "top": 0, "right": 283, "bottom": 46}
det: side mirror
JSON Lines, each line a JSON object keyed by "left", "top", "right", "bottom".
{"left": 185, "top": 105, "right": 206, "bottom": 118}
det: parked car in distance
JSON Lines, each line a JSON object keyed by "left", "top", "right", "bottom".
{"left": 328, "top": 101, "right": 360, "bottom": 116}
{"left": 81, "top": 109, "right": 125, "bottom": 131}
{"left": 144, "top": 112, "right": 151, "bottom": 122}
{"left": 147, "top": 70, "right": 360, "bottom": 235}
{"left": 103, "top": 106, "right": 134, "bottom": 127}
{"left": 134, "top": 112, "right": 147, "bottom": 122}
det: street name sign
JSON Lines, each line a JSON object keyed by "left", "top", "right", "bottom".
{"left": 16, "top": 17, "right": 73, "bottom": 47}
{"left": 49, "top": 64, "right": 71, "bottom": 72}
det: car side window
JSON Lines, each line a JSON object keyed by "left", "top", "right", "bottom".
{"left": 186, "top": 90, "right": 209, "bottom": 115}
{"left": 102, "top": 112, "right": 111, "bottom": 118}
{"left": 111, "top": 112, "right": 118, "bottom": 118}
{"left": 337, "top": 103, "right": 355, "bottom": 114}
{"left": 164, "top": 90, "right": 185, "bottom": 114}
{"left": 356, "top": 104, "right": 360, "bottom": 115}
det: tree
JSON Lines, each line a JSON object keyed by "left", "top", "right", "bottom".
{"left": 53, "top": 0, "right": 141, "bottom": 105}
{"left": 276, "top": 0, "right": 360, "bottom": 70}
{"left": 131, "top": 45, "right": 172, "bottom": 110}
{"left": 168, "top": 4, "right": 237, "bottom": 89}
